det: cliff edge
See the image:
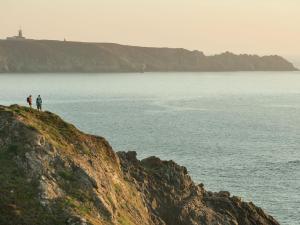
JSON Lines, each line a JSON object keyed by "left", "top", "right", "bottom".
{"left": 0, "top": 40, "right": 297, "bottom": 72}
{"left": 0, "top": 105, "right": 280, "bottom": 225}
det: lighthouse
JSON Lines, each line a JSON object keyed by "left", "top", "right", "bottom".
{"left": 18, "top": 29, "right": 23, "bottom": 38}
{"left": 7, "top": 28, "right": 26, "bottom": 40}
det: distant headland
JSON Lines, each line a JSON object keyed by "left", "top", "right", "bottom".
{"left": 0, "top": 30, "right": 298, "bottom": 73}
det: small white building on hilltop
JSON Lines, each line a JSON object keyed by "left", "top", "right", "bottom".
{"left": 7, "top": 29, "right": 26, "bottom": 40}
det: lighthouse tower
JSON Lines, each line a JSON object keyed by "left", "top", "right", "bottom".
{"left": 6, "top": 28, "right": 26, "bottom": 40}
{"left": 18, "top": 29, "right": 23, "bottom": 38}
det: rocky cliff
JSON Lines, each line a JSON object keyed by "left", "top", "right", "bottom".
{"left": 0, "top": 40, "right": 297, "bottom": 72}
{"left": 0, "top": 105, "right": 280, "bottom": 225}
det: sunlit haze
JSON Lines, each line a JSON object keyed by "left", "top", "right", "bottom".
{"left": 1, "top": 0, "right": 299, "bottom": 66}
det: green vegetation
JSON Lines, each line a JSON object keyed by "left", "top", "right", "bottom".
{"left": 57, "top": 167, "right": 97, "bottom": 217}
{"left": 0, "top": 151, "right": 67, "bottom": 225}
{"left": 114, "top": 183, "right": 122, "bottom": 195}
{"left": 58, "top": 170, "right": 77, "bottom": 182}
{"left": 0, "top": 106, "right": 98, "bottom": 224}
{"left": 117, "top": 214, "right": 133, "bottom": 225}
{"left": 62, "top": 197, "right": 91, "bottom": 215}
{"left": 8, "top": 105, "right": 91, "bottom": 155}
{"left": 0, "top": 105, "right": 154, "bottom": 225}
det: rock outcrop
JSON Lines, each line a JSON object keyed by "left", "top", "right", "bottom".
{"left": 0, "top": 40, "right": 297, "bottom": 73}
{"left": 0, "top": 105, "right": 280, "bottom": 225}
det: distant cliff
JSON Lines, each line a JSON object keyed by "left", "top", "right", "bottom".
{"left": 0, "top": 39, "right": 297, "bottom": 73}
{"left": 0, "top": 105, "right": 280, "bottom": 225}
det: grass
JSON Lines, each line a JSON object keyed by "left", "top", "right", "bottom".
{"left": 9, "top": 105, "right": 81, "bottom": 150}
{"left": 62, "top": 197, "right": 91, "bottom": 214}
{"left": 114, "top": 183, "right": 122, "bottom": 195}
{"left": 0, "top": 106, "right": 92, "bottom": 224}
{"left": 58, "top": 170, "right": 77, "bottom": 182}
{"left": 117, "top": 214, "right": 133, "bottom": 225}
{"left": 3, "top": 105, "right": 112, "bottom": 160}
{"left": 0, "top": 105, "right": 143, "bottom": 225}
{"left": 57, "top": 167, "right": 96, "bottom": 217}
{"left": 0, "top": 151, "right": 67, "bottom": 225}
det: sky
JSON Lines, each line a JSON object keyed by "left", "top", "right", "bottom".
{"left": 1, "top": 0, "right": 300, "bottom": 66}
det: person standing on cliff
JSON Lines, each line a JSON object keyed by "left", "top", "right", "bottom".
{"left": 36, "top": 95, "right": 42, "bottom": 111}
{"left": 26, "top": 95, "right": 32, "bottom": 108}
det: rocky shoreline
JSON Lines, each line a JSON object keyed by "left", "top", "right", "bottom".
{"left": 0, "top": 105, "right": 280, "bottom": 225}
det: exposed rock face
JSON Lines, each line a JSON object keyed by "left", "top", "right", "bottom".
{"left": 0, "top": 40, "right": 297, "bottom": 73}
{"left": 0, "top": 105, "right": 280, "bottom": 225}
{"left": 118, "top": 152, "right": 279, "bottom": 225}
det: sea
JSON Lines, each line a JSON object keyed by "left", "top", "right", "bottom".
{"left": 0, "top": 72, "right": 299, "bottom": 225}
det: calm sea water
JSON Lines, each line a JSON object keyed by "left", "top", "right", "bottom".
{"left": 1, "top": 72, "right": 300, "bottom": 225}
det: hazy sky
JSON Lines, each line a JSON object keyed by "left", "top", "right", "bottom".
{"left": 1, "top": 0, "right": 299, "bottom": 64}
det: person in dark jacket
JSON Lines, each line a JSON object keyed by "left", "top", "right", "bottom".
{"left": 36, "top": 95, "right": 42, "bottom": 111}
{"left": 26, "top": 95, "right": 32, "bottom": 108}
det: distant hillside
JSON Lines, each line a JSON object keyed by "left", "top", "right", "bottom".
{"left": 0, "top": 39, "right": 297, "bottom": 73}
